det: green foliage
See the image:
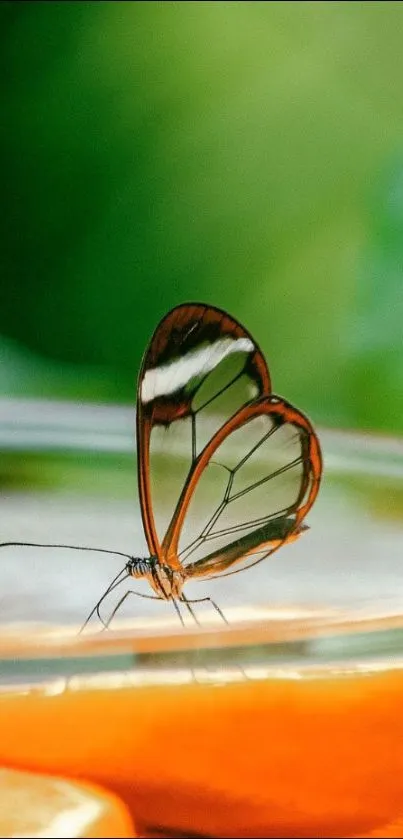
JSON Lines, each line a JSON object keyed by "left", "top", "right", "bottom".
{"left": 1, "top": 2, "right": 402, "bottom": 431}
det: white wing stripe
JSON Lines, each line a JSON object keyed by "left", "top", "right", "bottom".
{"left": 141, "top": 337, "right": 254, "bottom": 403}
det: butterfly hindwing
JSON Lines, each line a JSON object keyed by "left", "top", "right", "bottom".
{"left": 181, "top": 396, "right": 321, "bottom": 579}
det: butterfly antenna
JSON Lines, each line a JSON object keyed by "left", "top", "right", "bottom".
{"left": 0, "top": 542, "right": 134, "bottom": 562}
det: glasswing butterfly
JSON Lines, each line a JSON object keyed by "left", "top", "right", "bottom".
{"left": 1, "top": 303, "right": 322, "bottom": 630}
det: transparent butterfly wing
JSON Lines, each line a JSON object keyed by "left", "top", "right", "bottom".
{"left": 181, "top": 396, "right": 322, "bottom": 580}
{"left": 136, "top": 303, "right": 272, "bottom": 564}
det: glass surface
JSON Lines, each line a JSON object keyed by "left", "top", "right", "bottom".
{"left": 1, "top": 397, "right": 403, "bottom": 837}
{"left": 1, "top": 396, "right": 403, "bottom": 630}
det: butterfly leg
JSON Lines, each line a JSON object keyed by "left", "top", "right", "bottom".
{"left": 180, "top": 594, "right": 236, "bottom": 683}
{"left": 181, "top": 594, "right": 228, "bottom": 625}
{"left": 79, "top": 568, "right": 130, "bottom": 633}
{"left": 170, "top": 596, "right": 186, "bottom": 627}
{"left": 101, "top": 590, "right": 186, "bottom": 632}
{"left": 179, "top": 594, "right": 201, "bottom": 626}
{"left": 181, "top": 594, "right": 251, "bottom": 681}
{"left": 101, "top": 589, "right": 161, "bottom": 631}
{"left": 177, "top": 596, "right": 204, "bottom": 683}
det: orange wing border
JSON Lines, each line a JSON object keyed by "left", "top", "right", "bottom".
{"left": 160, "top": 394, "right": 322, "bottom": 571}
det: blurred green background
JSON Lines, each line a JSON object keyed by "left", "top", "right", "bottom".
{"left": 1, "top": 0, "right": 403, "bottom": 433}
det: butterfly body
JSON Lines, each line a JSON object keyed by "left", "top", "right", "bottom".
{"left": 126, "top": 510, "right": 308, "bottom": 602}
{"left": 131, "top": 303, "right": 322, "bottom": 597}
{"left": 80, "top": 302, "right": 322, "bottom": 628}
{"left": 126, "top": 557, "right": 185, "bottom": 599}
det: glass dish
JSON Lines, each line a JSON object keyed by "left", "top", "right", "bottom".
{"left": 1, "top": 397, "right": 403, "bottom": 837}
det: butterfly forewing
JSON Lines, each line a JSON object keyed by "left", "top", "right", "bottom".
{"left": 136, "top": 303, "right": 271, "bottom": 561}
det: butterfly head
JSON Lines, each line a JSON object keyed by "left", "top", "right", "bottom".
{"left": 125, "top": 556, "right": 157, "bottom": 578}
